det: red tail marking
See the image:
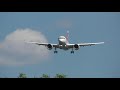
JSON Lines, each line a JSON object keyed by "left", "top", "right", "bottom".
{"left": 66, "top": 31, "right": 69, "bottom": 43}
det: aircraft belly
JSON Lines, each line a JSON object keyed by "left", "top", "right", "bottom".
{"left": 63, "top": 45, "right": 69, "bottom": 50}
{"left": 59, "top": 40, "right": 69, "bottom": 50}
{"left": 59, "top": 41, "right": 66, "bottom": 45}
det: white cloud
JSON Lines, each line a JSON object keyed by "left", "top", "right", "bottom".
{"left": 0, "top": 28, "right": 50, "bottom": 66}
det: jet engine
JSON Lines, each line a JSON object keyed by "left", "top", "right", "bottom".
{"left": 74, "top": 44, "right": 79, "bottom": 50}
{"left": 47, "top": 44, "right": 53, "bottom": 50}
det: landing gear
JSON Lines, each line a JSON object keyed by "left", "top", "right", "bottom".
{"left": 71, "top": 51, "right": 74, "bottom": 54}
{"left": 71, "top": 48, "right": 74, "bottom": 54}
{"left": 54, "top": 51, "right": 58, "bottom": 53}
{"left": 54, "top": 47, "right": 58, "bottom": 53}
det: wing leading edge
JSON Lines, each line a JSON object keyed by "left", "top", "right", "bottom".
{"left": 25, "top": 41, "right": 58, "bottom": 48}
{"left": 78, "top": 42, "right": 104, "bottom": 46}
{"left": 66, "top": 42, "right": 104, "bottom": 48}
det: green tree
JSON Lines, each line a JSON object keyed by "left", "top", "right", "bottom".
{"left": 41, "top": 74, "right": 50, "bottom": 78}
{"left": 18, "top": 73, "right": 27, "bottom": 78}
{"left": 54, "top": 74, "right": 67, "bottom": 78}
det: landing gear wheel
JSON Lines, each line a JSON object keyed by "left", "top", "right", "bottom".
{"left": 71, "top": 51, "right": 74, "bottom": 54}
{"left": 54, "top": 47, "right": 58, "bottom": 53}
{"left": 54, "top": 51, "right": 58, "bottom": 53}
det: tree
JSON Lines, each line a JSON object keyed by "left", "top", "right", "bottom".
{"left": 41, "top": 74, "right": 50, "bottom": 78}
{"left": 18, "top": 73, "right": 27, "bottom": 78}
{"left": 54, "top": 74, "right": 67, "bottom": 78}
{"left": 17, "top": 73, "right": 67, "bottom": 78}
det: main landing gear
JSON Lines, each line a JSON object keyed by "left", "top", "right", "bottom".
{"left": 71, "top": 48, "right": 74, "bottom": 54}
{"left": 71, "top": 51, "right": 74, "bottom": 54}
{"left": 54, "top": 47, "right": 58, "bottom": 53}
{"left": 54, "top": 51, "right": 58, "bottom": 53}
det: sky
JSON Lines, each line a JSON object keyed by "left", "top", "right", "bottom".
{"left": 0, "top": 12, "right": 120, "bottom": 78}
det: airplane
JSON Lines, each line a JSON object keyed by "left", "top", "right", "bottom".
{"left": 26, "top": 31, "right": 104, "bottom": 54}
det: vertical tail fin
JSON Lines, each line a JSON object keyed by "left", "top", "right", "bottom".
{"left": 66, "top": 30, "right": 69, "bottom": 43}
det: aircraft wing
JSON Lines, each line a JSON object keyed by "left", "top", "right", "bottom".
{"left": 25, "top": 41, "right": 59, "bottom": 48}
{"left": 25, "top": 41, "right": 48, "bottom": 46}
{"left": 66, "top": 42, "right": 104, "bottom": 48}
{"left": 78, "top": 42, "right": 104, "bottom": 47}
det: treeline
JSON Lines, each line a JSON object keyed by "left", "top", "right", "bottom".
{"left": 18, "top": 73, "right": 67, "bottom": 78}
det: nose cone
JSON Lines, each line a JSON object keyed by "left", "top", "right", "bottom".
{"left": 58, "top": 39, "right": 66, "bottom": 45}
{"left": 58, "top": 36, "right": 66, "bottom": 44}
{"left": 59, "top": 38, "right": 66, "bottom": 42}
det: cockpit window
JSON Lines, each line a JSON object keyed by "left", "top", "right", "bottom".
{"left": 59, "top": 36, "right": 65, "bottom": 39}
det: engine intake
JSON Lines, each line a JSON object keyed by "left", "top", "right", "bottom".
{"left": 47, "top": 44, "right": 52, "bottom": 50}
{"left": 74, "top": 44, "right": 79, "bottom": 50}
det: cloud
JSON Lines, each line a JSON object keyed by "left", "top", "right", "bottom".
{"left": 0, "top": 28, "right": 50, "bottom": 66}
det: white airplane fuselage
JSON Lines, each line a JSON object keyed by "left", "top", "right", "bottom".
{"left": 58, "top": 36, "right": 69, "bottom": 50}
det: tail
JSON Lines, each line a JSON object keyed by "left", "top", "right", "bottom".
{"left": 66, "top": 30, "right": 69, "bottom": 43}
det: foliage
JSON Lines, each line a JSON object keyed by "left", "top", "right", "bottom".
{"left": 41, "top": 74, "right": 50, "bottom": 78}
{"left": 18, "top": 73, "right": 27, "bottom": 78}
{"left": 54, "top": 74, "right": 67, "bottom": 78}
{"left": 17, "top": 73, "right": 67, "bottom": 78}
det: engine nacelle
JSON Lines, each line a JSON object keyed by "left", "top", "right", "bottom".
{"left": 47, "top": 44, "right": 53, "bottom": 50}
{"left": 74, "top": 44, "right": 79, "bottom": 50}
